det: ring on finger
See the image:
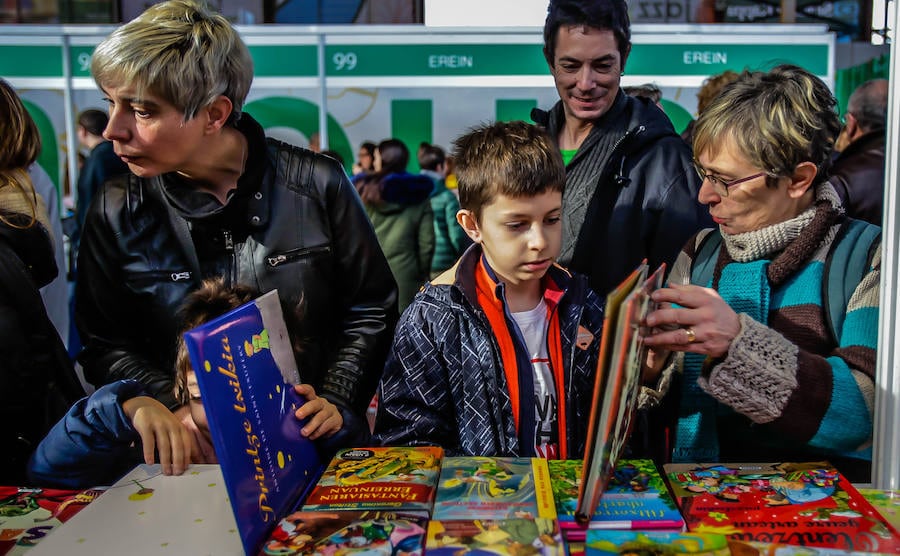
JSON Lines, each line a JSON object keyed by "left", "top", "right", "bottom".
{"left": 685, "top": 327, "right": 697, "bottom": 343}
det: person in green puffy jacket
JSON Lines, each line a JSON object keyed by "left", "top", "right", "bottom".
{"left": 418, "top": 142, "right": 472, "bottom": 278}
{"left": 355, "top": 139, "right": 435, "bottom": 313}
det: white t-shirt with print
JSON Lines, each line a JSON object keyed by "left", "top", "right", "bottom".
{"left": 511, "top": 298, "right": 559, "bottom": 459}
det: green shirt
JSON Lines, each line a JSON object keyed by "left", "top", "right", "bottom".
{"left": 561, "top": 148, "right": 578, "bottom": 166}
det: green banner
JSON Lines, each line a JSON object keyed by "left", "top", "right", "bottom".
{"left": 0, "top": 45, "right": 62, "bottom": 77}
{"left": 248, "top": 45, "right": 318, "bottom": 77}
{"left": 325, "top": 44, "right": 548, "bottom": 76}
{"left": 0, "top": 41, "right": 829, "bottom": 79}
{"left": 628, "top": 43, "right": 829, "bottom": 76}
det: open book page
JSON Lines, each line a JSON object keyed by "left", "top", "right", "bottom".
{"left": 576, "top": 263, "right": 665, "bottom": 522}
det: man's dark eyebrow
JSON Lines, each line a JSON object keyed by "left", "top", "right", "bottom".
{"left": 558, "top": 53, "right": 617, "bottom": 64}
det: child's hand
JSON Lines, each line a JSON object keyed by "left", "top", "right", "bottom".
{"left": 293, "top": 384, "right": 343, "bottom": 440}
{"left": 122, "top": 396, "right": 197, "bottom": 476}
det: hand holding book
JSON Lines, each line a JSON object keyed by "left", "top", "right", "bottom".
{"left": 293, "top": 383, "right": 343, "bottom": 440}
{"left": 643, "top": 283, "right": 741, "bottom": 358}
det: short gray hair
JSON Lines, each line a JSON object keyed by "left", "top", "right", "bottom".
{"left": 91, "top": 0, "right": 253, "bottom": 123}
{"left": 693, "top": 64, "right": 840, "bottom": 188}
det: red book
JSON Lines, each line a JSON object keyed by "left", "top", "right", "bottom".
{"left": 664, "top": 462, "right": 900, "bottom": 553}
{"left": 0, "top": 486, "right": 102, "bottom": 555}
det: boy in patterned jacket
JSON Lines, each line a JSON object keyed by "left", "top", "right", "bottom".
{"left": 373, "top": 121, "right": 605, "bottom": 459}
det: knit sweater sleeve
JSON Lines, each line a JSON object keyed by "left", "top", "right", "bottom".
{"left": 697, "top": 244, "right": 880, "bottom": 454}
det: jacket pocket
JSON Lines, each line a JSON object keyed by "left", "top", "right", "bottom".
{"left": 265, "top": 244, "right": 332, "bottom": 268}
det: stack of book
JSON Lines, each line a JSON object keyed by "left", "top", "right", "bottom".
{"left": 261, "top": 446, "right": 443, "bottom": 555}
{"left": 261, "top": 452, "right": 567, "bottom": 556}
{"left": 19, "top": 286, "right": 900, "bottom": 555}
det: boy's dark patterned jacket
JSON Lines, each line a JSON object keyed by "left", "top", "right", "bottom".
{"left": 373, "top": 244, "right": 605, "bottom": 457}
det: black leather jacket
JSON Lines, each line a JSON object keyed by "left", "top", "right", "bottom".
{"left": 75, "top": 114, "right": 398, "bottom": 419}
{"left": 829, "top": 131, "right": 885, "bottom": 226}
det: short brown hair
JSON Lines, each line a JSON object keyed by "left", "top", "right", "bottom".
{"left": 453, "top": 121, "right": 565, "bottom": 220}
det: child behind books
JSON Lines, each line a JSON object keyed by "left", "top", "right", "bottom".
{"left": 28, "top": 278, "right": 360, "bottom": 488}
{"left": 372, "top": 120, "right": 605, "bottom": 459}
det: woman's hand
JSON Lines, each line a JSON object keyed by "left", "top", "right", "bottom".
{"left": 643, "top": 283, "right": 741, "bottom": 358}
{"left": 293, "top": 384, "right": 343, "bottom": 440}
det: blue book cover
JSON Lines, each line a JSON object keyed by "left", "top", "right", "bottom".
{"left": 183, "top": 289, "right": 322, "bottom": 555}
{"left": 549, "top": 459, "right": 684, "bottom": 539}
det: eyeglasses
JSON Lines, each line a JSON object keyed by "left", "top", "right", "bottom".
{"left": 693, "top": 162, "right": 767, "bottom": 197}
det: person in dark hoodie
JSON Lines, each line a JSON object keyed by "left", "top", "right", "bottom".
{"left": 355, "top": 139, "right": 435, "bottom": 312}
{"left": 532, "top": 0, "right": 710, "bottom": 301}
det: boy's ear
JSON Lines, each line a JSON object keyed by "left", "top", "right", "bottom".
{"left": 202, "top": 95, "right": 234, "bottom": 134}
{"left": 456, "top": 209, "right": 482, "bottom": 243}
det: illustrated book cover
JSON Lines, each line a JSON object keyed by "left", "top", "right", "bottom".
{"left": 426, "top": 518, "right": 565, "bottom": 556}
{"left": 183, "top": 288, "right": 323, "bottom": 554}
{"left": 549, "top": 458, "right": 684, "bottom": 539}
{"left": 858, "top": 489, "right": 900, "bottom": 533}
{"left": 577, "top": 263, "right": 665, "bottom": 523}
{"left": 664, "top": 462, "right": 900, "bottom": 553}
{"left": 585, "top": 530, "right": 730, "bottom": 555}
{"left": 25, "top": 464, "right": 243, "bottom": 555}
{"left": 432, "top": 456, "right": 557, "bottom": 521}
{"left": 0, "top": 486, "right": 102, "bottom": 555}
{"left": 301, "top": 446, "right": 443, "bottom": 515}
{"left": 260, "top": 510, "right": 429, "bottom": 556}
{"left": 583, "top": 529, "right": 890, "bottom": 555}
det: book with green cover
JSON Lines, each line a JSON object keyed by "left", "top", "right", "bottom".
{"left": 433, "top": 456, "right": 557, "bottom": 521}
{"left": 427, "top": 518, "right": 565, "bottom": 556}
{"left": 584, "top": 530, "right": 888, "bottom": 555}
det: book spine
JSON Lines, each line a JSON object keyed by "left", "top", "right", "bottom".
{"left": 533, "top": 458, "right": 558, "bottom": 520}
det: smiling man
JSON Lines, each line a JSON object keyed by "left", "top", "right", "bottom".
{"left": 532, "top": 0, "right": 710, "bottom": 301}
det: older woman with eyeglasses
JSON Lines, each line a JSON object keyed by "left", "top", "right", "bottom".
{"left": 640, "top": 65, "right": 880, "bottom": 482}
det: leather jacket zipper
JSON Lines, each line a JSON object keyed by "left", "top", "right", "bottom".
{"left": 129, "top": 270, "right": 194, "bottom": 286}
{"left": 266, "top": 245, "right": 332, "bottom": 268}
{"left": 223, "top": 229, "right": 236, "bottom": 283}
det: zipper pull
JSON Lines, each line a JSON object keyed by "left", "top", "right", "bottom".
{"left": 223, "top": 229, "right": 234, "bottom": 251}
{"left": 267, "top": 254, "right": 287, "bottom": 267}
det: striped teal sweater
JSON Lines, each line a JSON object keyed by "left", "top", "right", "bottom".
{"left": 657, "top": 187, "right": 879, "bottom": 464}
